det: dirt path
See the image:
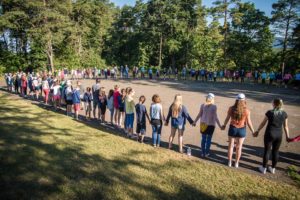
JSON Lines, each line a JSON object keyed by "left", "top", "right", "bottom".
{"left": 1, "top": 78, "right": 299, "bottom": 185}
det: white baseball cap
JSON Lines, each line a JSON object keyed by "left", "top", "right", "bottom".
{"left": 236, "top": 93, "right": 246, "bottom": 100}
{"left": 207, "top": 93, "right": 215, "bottom": 99}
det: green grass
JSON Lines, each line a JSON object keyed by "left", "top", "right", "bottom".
{"left": 288, "top": 166, "right": 300, "bottom": 187}
{"left": 0, "top": 91, "right": 299, "bottom": 200}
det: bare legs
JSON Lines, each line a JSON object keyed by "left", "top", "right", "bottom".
{"left": 168, "top": 127, "right": 184, "bottom": 153}
{"left": 228, "top": 136, "right": 245, "bottom": 167}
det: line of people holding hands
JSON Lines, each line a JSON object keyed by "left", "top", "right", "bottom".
{"left": 4, "top": 74, "right": 293, "bottom": 175}
{"left": 87, "top": 80, "right": 291, "bottom": 175}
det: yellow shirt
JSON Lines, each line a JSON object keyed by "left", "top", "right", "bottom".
{"left": 125, "top": 96, "right": 135, "bottom": 114}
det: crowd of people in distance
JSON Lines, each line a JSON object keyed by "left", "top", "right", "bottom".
{"left": 3, "top": 70, "right": 299, "bottom": 176}
{"left": 7, "top": 65, "right": 299, "bottom": 87}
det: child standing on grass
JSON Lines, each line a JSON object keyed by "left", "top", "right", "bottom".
{"left": 113, "top": 85, "right": 121, "bottom": 127}
{"left": 125, "top": 87, "right": 135, "bottom": 137}
{"left": 107, "top": 89, "right": 114, "bottom": 124}
{"left": 98, "top": 87, "right": 107, "bottom": 123}
{"left": 42, "top": 76, "right": 50, "bottom": 104}
{"left": 118, "top": 88, "right": 126, "bottom": 128}
{"left": 83, "top": 87, "right": 93, "bottom": 120}
{"left": 150, "top": 94, "right": 164, "bottom": 147}
{"left": 65, "top": 80, "right": 73, "bottom": 116}
{"left": 165, "top": 94, "right": 194, "bottom": 153}
{"left": 135, "top": 95, "right": 151, "bottom": 143}
{"left": 51, "top": 79, "right": 61, "bottom": 110}
{"left": 32, "top": 77, "right": 40, "bottom": 100}
{"left": 72, "top": 83, "right": 81, "bottom": 120}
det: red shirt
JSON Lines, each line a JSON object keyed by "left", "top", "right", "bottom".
{"left": 113, "top": 90, "right": 120, "bottom": 108}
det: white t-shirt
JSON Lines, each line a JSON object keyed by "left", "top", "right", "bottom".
{"left": 32, "top": 79, "right": 39, "bottom": 87}
{"left": 65, "top": 86, "right": 73, "bottom": 100}
{"left": 42, "top": 80, "right": 49, "bottom": 90}
{"left": 52, "top": 85, "right": 61, "bottom": 96}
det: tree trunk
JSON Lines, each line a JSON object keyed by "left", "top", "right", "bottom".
{"left": 171, "top": 54, "right": 175, "bottom": 68}
{"left": 43, "top": 0, "right": 54, "bottom": 73}
{"left": 78, "top": 34, "right": 82, "bottom": 56}
{"left": 46, "top": 37, "right": 54, "bottom": 73}
{"left": 158, "top": 33, "right": 163, "bottom": 67}
{"left": 2, "top": 34, "right": 9, "bottom": 50}
{"left": 223, "top": 0, "right": 228, "bottom": 60}
{"left": 281, "top": 1, "right": 293, "bottom": 75}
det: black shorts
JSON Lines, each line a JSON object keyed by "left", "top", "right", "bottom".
{"left": 100, "top": 106, "right": 106, "bottom": 115}
{"left": 119, "top": 107, "right": 125, "bottom": 112}
{"left": 136, "top": 123, "right": 146, "bottom": 135}
{"left": 66, "top": 100, "right": 73, "bottom": 105}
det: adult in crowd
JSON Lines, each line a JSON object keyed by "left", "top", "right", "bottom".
{"left": 222, "top": 93, "right": 255, "bottom": 168}
{"left": 254, "top": 99, "right": 290, "bottom": 174}
{"left": 193, "top": 93, "right": 222, "bottom": 157}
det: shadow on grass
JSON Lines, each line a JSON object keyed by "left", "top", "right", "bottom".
{"left": 0, "top": 93, "right": 221, "bottom": 200}
{"left": 0, "top": 90, "right": 299, "bottom": 199}
{"left": 2, "top": 89, "right": 299, "bottom": 174}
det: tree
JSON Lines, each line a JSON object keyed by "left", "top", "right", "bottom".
{"left": 227, "top": 2, "right": 273, "bottom": 69}
{"left": 211, "top": 0, "right": 240, "bottom": 64}
{"left": 271, "top": 0, "right": 300, "bottom": 74}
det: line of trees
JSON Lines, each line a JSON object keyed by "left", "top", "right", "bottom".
{"left": 0, "top": 0, "right": 299, "bottom": 74}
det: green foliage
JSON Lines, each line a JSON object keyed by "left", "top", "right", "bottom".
{"left": 0, "top": 0, "right": 299, "bottom": 73}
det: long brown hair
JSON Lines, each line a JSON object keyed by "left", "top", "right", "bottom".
{"left": 231, "top": 100, "right": 246, "bottom": 121}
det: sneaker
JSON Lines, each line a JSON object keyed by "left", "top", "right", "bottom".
{"left": 259, "top": 166, "right": 267, "bottom": 174}
{"left": 153, "top": 144, "right": 156, "bottom": 147}
{"left": 235, "top": 162, "right": 239, "bottom": 168}
{"left": 228, "top": 160, "right": 232, "bottom": 167}
{"left": 268, "top": 166, "right": 275, "bottom": 174}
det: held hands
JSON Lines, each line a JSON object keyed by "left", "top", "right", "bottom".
{"left": 164, "top": 122, "right": 168, "bottom": 126}
{"left": 253, "top": 131, "right": 259, "bottom": 137}
{"left": 192, "top": 122, "right": 196, "bottom": 127}
{"left": 221, "top": 125, "right": 226, "bottom": 130}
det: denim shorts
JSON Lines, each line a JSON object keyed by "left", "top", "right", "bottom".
{"left": 228, "top": 125, "right": 246, "bottom": 138}
{"left": 125, "top": 113, "right": 134, "bottom": 129}
{"left": 171, "top": 124, "right": 185, "bottom": 130}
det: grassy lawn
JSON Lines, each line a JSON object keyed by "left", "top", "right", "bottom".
{"left": 0, "top": 91, "right": 299, "bottom": 200}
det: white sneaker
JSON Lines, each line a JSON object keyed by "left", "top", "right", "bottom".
{"left": 228, "top": 160, "right": 232, "bottom": 167}
{"left": 259, "top": 166, "right": 267, "bottom": 174}
{"left": 235, "top": 162, "right": 239, "bottom": 168}
{"left": 268, "top": 166, "right": 275, "bottom": 174}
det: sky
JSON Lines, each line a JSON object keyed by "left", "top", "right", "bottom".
{"left": 111, "top": 0, "right": 277, "bottom": 16}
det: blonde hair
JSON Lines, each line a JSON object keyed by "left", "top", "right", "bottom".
{"left": 205, "top": 97, "right": 214, "bottom": 105}
{"left": 99, "top": 87, "right": 106, "bottom": 96}
{"left": 171, "top": 94, "right": 182, "bottom": 118}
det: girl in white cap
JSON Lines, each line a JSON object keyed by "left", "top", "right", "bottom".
{"left": 193, "top": 93, "right": 222, "bottom": 157}
{"left": 222, "top": 93, "right": 255, "bottom": 168}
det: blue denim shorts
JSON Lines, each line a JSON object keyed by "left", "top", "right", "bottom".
{"left": 228, "top": 125, "right": 246, "bottom": 138}
{"left": 125, "top": 113, "right": 134, "bottom": 129}
{"left": 171, "top": 124, "right": 185, "bottom": 130}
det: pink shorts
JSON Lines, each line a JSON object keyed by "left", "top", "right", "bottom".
{"left": 73, "top": 103, "right": 80, "bottom": 111}
{"left": 53, "top": 95, "right": 60, "bottom": 101}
